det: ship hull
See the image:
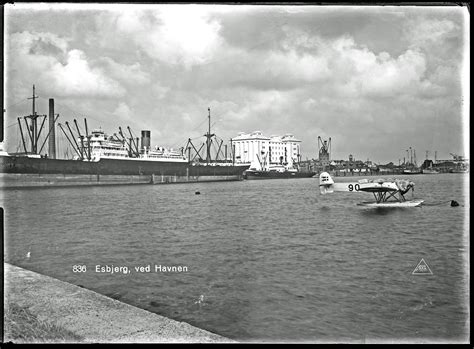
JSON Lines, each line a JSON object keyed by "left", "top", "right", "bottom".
{"left": 0, "top": 155, "right": 249, "bottom": 188}
{"left": 422, "top": 169, "right": 440, "bottom": 174}
{"left": 244, "top": 170, "right": 316, "bottom": 180}
{"left": 402, "top": 169, "right": 423, "bottom": 175}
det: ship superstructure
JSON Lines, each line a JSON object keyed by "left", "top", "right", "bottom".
{"left": 79, "top": 129, "right": 187, "bottom": 163}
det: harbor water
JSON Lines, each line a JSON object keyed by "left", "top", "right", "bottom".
{"left": 2, "top": 173, "right": 469, "bottom": 342}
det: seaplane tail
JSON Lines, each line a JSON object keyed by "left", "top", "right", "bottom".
{"left": 319, "top": 172, "right": 361, "bottom": 195}
{"left": 319, "top": 172, "right": 334, "bottom": 194}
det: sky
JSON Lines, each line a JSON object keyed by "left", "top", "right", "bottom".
{"left": 3, "top": 3, "right": 470, "bottom": 164}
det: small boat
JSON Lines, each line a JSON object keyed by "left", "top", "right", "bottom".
{"left": 402, "top": 168, "right": 423, "bottom": 175}
{"left": 422, "top": 168, "right": 440, "bottom": 174}
{"left": 450, "top": 168, "right": 469, "bottom": 173}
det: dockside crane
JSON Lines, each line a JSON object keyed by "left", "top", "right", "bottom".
{"left": 57, "top": 122, "right": 82, "bottom": 159}
{"left": 118, "top": 127, "right": 134, "bottom": 157}
{"left": 318, "top": 136, "right": 331, "bottom": 160}
{"left": 37, "top": 114, "right": 60, "bottom": 155}
{"left": 74, "top": 119, "right": 86, "bottom": 160}
{"left": 84, "top": 118, "right": 92, "bottom": 161}
{"left": 64, "top": 121, "right": 82, "bottom": 159}
{"left": 185, "top": 138, "right": 205, "bottom": 162}
{"left": 127, "top": 126, "right": 140, "bottom": 157}
{"left": 450, "top": 153, "right": 464, "bottom": 161}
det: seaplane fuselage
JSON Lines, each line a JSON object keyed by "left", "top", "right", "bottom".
{"left": 318, "top": 172, "right": 423, "bottom": 207}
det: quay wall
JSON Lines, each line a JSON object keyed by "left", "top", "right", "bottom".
{"left": 0, "top": 173, "right": 243, "bottom": 188}
{"left": 3, "top": 263, "right": 235, "bottom": 343}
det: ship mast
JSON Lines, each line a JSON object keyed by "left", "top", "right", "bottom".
{"left": 27, "top": 85, "right": 38, "bottom": 153}
{"left": 23, "top": 85, "right": 47, "bottom": 154}
{"left": 185, "top": 107, "right": 229, "bottom": 164}
{"left": 205, "top": 107, "right": 214, "bottom": 164}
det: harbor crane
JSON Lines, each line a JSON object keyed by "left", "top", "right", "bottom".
{"left": 450, "top": 153, "right": 464, "bottom": 161}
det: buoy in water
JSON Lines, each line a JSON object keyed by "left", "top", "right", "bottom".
{"left": 450, "top": 200, "right": 459, "bottom": 207}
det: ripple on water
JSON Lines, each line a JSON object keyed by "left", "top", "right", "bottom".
{"left": 1, "top": 175, "right": 469, "bottom": 342}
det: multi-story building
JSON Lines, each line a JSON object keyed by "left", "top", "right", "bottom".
{"left": 231, "top": 131, "right": 302, "bottom": 165}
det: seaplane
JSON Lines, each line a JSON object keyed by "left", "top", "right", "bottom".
{"left": 318, "top": 172, "right": 424, "bottom": 207}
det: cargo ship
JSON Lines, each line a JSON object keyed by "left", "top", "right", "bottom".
{"left": 0, "top": 87, "right": 249, "bottom": 188}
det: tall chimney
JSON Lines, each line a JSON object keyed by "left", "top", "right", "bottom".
{"left": 141, "top": 130, "right": 151, "bottom": 151}
{"left": 48, "top": 98, "right": 56, "bottom": 159}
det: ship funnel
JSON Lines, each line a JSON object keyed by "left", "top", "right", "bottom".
{"left": 48, "top": 98, "right": 56, "bottom": 159}
{"left": 141, "top": 130, "right": 151, "bottom": 151}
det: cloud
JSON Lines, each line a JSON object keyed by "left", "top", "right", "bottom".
{"left": 99, "top": 57, "right": 151, "bottom": 86}
{"left": 406, "top": 17, "right": 460, "bottom": 48}
{"left": 277, "top": 31, "right": 433, "bottom": 98}
{"left": 113, "top": 102, "right": 132, "bottom": 120}
{"left": 100, "top": 5, "right": 224, "bottom": 69}
{"left": 262, "top": 50, "right": 331, "bottom": 83}
{"left": 151, "top": 83, "right": 170, "bottom": 100}
{"left": 49, "top": 50, "right": 125, "bottom": 98}
{"left": 191, "top": 27, "right": 435, "bottom": 100}
{"left": 8, "top": 31, "right": 68, "bottom": 73}
{"left": 27, "top": 33, "right": 69, "bottom": 58}
{"left": 354, "top": 49, "right": 428, "bottom": 97}
{"left": 8, "top": 31, "right": 125, "bottom": 99}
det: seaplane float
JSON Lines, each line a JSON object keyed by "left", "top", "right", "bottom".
{"left": 318, "top": 172, "right": 424, "bottom": 207}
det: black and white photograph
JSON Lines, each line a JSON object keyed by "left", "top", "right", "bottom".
{"left": 1, "top": 2, "right": 470, "bottom": 344}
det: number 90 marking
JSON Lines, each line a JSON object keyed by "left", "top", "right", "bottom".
{"left": 348, "top": 184, "right": 360, "bottom": 191}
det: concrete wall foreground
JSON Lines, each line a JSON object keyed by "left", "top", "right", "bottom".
{"left": 4, "top": 263, "right": 235, "bottom": 343}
